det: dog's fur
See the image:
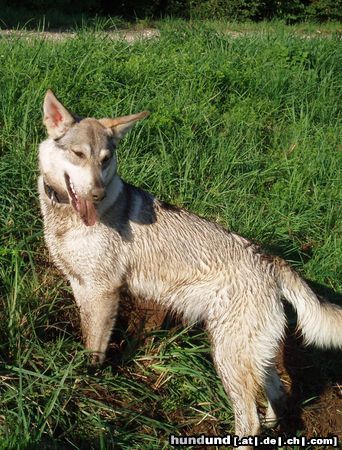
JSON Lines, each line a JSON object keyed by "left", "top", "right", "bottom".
{"left": 38, "top": 90, "right": 342, "bottom": 449}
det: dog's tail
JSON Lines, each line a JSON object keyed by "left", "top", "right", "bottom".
{"left": 276, "top": 263, "right": 342, "bottom": 349}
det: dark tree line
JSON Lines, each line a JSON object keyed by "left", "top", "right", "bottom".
{"left": 3, "top": 0, "right": 342, "bottom": 22}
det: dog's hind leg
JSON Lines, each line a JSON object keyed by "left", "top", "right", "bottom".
{"left": 71, "top": 281, "right": 120, "bottom": 365}
{"left": 263, "top": 365, "right": 286, "bottom": 428}
{"left": 207, "top": 292, "right": 285, "bottom": 449}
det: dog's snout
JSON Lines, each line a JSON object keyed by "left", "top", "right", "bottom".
{"left": 92, "top": 187, "right": 106, "bottom": 202}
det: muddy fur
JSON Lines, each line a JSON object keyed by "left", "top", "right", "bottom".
{"left": 38, "top": 91, "right": 342, "bottom": 449}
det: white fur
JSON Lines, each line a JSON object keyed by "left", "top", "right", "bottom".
{"left": 38, "top": 98, "right": 342, "bottom": 450}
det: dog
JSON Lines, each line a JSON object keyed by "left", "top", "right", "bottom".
{"left": 38, "top": 90, "right": 342, "bottom": 449}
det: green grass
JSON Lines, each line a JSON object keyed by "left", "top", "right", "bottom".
{"left": 0, "top": 19, "right": 341, "bottom": 449}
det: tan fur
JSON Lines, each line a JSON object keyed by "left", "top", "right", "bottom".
{"left": 38, "top": 91, "right": 342, "bottom": 450}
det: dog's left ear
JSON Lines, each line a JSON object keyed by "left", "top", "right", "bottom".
{"left": 43, "top": 90, "right": 76, "bottom": 139}
{"left": 99, "top": 111, "right": 149, "bottom": 141}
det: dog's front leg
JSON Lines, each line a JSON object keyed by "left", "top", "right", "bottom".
{"left": 72, "top": 283, "right": 120, "bottom": 365}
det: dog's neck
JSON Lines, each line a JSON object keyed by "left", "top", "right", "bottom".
{"left": 43, "top": 179, "right": 70, "bottom": 206}
{"left": 97, "top": 175, "right": 123, "bottom": 215}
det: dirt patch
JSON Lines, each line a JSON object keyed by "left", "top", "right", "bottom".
{"left": 0, "top": 28, "right": 160, "bottom": 42}
{"left": 1, "top": 27, "right": 339, "bottom": 43}
{"left": 276, "top": 332, "right": 342, "bottom": 443}
{"left": 220, "top": 28, "right": 341, "bottom": 40}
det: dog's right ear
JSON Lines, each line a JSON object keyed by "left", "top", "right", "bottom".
{"left": 43, "top": 90, "right": 75, "bottom": 139}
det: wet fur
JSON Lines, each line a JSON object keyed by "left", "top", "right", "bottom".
{"left": 39, "top": 91, "right": 342, "bottom": 450}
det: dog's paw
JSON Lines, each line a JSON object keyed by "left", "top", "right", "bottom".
{"left": 87, "top": 351, "right": 105, "bottom": 370}
{"left": 261, "top": 413, "right": 279, "bottom": 429}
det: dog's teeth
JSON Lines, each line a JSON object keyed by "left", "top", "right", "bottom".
{"left": 69, "top": 181, "right": 76, "bottom": 195}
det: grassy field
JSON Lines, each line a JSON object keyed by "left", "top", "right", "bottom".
{"left": 0, "top": 20, "right": 341, "bottom": 449}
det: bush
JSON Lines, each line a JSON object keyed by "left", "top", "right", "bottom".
{"left": 187, "top": 0, "right": 269, "bottom": 21}
{"left": 307, "top": 0, "right": 342, "bottom": 22}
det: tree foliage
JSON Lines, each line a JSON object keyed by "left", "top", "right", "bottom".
{"left": 2, "top": 0, "right": 342, "bottom": 22}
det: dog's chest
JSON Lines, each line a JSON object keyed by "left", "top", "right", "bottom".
{"left": 45, "top": 216, "right": 119, "bottom": 281}
{"left": 61, "top": 229, "right": 104, "bottom": 262}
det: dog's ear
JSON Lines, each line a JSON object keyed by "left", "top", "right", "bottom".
{"left": 99, "top": 111, "right": 149, "bottom": 141}
{"left": 43, "top": 90, "right": 75, "bottom": 139}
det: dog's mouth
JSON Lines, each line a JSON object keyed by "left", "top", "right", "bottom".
{"left": 64, "top": 173, "right": 97, "bottom": 227}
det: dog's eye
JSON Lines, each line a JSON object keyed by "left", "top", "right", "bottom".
{"left": 102, "top": 154, "right": 111, "bottom": 164}
{"left": 73, "top": 150, "right": 85, "bottom": 159}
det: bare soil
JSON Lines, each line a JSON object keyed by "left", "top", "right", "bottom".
{"left": 0, "top": 28, "right": 160, "bottom": 42}
{"left": 0, "top": 27, "right": 339, "bottom": 43}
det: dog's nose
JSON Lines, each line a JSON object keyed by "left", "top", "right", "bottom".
{"left": 92, "top": 187, "right": 106, "bottom": 202}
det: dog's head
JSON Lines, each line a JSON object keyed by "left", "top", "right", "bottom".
{"left": 39, "top": 90, "right": 148, "bottom": 226}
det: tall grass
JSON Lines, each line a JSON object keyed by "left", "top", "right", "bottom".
{"left": 0, "top": 20, "right": 341, "bottom": 448}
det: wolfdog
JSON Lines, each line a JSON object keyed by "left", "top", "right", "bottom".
{"left": 38, "top": 90, "right": 342, "bottom": 449}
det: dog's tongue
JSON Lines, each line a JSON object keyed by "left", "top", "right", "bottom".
{"left": 77, "top": 197, "right": 97, "bottom": 226}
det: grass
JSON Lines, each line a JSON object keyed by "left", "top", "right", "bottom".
{"left": 0, "top": 19, "right": 341, "bottom": 449}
